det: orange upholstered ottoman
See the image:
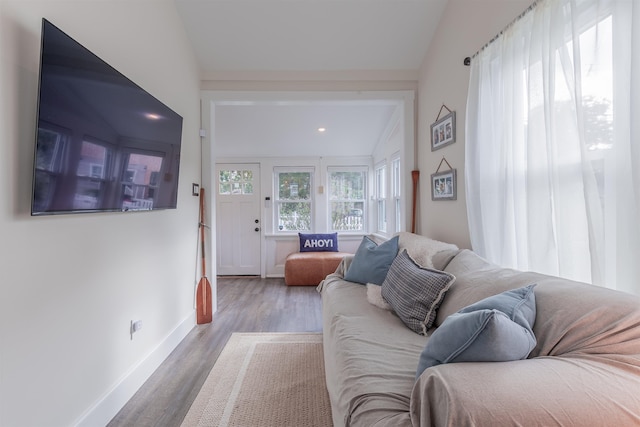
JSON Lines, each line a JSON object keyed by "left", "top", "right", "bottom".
{"left": 284, "top": 252, "right": 348, "bottom": 286}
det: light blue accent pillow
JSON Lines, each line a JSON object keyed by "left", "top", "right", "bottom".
{"left": 458, "top": 284, "right": 537, "bottom": 329}
{"left": 344, "top": 236, "right": 399, "bottom": 285}
{"left": 381, "top": 250, "right": 456, "bottom": 335}
{"left": 416, "top": 285, "right": 537, "bottom": 378}
{"left": 298, "top": 232, "right": 338, "bottom": 252}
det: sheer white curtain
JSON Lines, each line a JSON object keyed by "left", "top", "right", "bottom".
{"left": 465, "top": 0, "right": 640, "bottom": 294}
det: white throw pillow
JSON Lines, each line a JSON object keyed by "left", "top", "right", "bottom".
{"left": 366, "top": 283, "right": 392, "bottom": 310}
{"left": 396, "top": 232, "right": 458, "bottom": 268}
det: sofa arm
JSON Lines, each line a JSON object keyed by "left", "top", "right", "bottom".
{"left": 410, "top": 356, "right": 640, "bottom": 426}
{"left": 332, "top": 254, "right": 354, "bottom": 277}
{"left": 317, "top": 255, "right": 355, "bottom": 292}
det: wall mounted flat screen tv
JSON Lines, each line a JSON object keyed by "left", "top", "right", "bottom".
{"left": 31, "top": 19, "right": 184, "bottom": 215}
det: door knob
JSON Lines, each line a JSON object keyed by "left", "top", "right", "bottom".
{"left": 255, "top": 227, "right": 260, "bottom": 232}
{"left": 255, "top": 219, "right": 259, "bottom": 223}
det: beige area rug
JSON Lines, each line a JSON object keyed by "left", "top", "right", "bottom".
{"left": 181, "top": 333, "right": 333, "bottom": 427}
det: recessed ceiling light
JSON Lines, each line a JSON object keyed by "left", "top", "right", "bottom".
{"left": 317, "top": 127, "right": 326, "bottom": 133}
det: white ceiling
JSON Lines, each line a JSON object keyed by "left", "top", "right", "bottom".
{"left": 213, "top": 101, "right": 399, "bottom": 158}
{"left": 175, "top": 0, "right": 447, "bottom": 73}
{"left": 174, "top": 0, "right": 448, "bottom": 157}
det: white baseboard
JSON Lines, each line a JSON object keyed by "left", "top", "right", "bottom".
{"left": 73, "top": 311, "right": 196, "bottom": 427}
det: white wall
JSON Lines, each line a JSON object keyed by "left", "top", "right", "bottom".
{"left": 202, "top": 90, "right": 415, "bottom": 279}
{"left": 0, "top": 1, "right": 202, "bottom": 426}
{"left": 417, "top": 0, "right": 534, "bottom": 248}
{"left": 264, "top": 156, "right": 374, "bottom": 277}
{"left": 213, "top": 155, "right": 372, "bottom": 277}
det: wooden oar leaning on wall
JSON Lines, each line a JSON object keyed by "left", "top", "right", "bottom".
{"left": 197, "top": 188, "right": 212, "bottom": 324}
{"left": 411, "top": 170, "right": 419, "bottom": 233}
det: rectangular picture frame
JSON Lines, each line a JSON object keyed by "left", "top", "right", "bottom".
{"left": 430, "top": 111, "right": 456, "bottom": 151}
{"left": 431, "top": 169, "right": 457, "bottom": 201}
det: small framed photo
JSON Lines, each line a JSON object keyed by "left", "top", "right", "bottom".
{"left": 430, "top": 111, "right": 456, "bottom": 151}
{"left": 431, "top": 169, "right": 457, "bottom": 201}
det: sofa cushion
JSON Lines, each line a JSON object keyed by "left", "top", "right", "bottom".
{"left": 431, "top": 249, "right": 461, "bottom": 271}
{"left": 319, "top": 273, "right": 428, "bottom": 427}
{"left": 344, "top": 235, "right": 399, "bottom": 285}
{"left": 298, "top": 232, "right": 338, "bottom": 252}
{"left": 435, "top": 249, "right": 519, "bottom": 327}
{"left": 416, "top": 285, "right": 537, "bottom": 377}
{"left": 396, "top": 232, "right": 458, "bottom": 268}
{"left": 381, "top": 250, "right": 456, "bottom": 335}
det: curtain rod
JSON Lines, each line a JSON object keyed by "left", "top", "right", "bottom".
{"left": 463, "top": 0, "right": 540, "bottom": 66}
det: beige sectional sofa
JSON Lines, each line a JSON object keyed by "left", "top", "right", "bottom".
{"left": 318, "top": 232, "right": 640, "bottom": 426}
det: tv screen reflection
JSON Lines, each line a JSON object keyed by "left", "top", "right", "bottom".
{"left": 31, "top": 19, "right": 183, "bottom": 215}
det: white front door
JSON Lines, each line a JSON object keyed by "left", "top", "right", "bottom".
{"left": 215, "top": 163, "right": 261, "bottom": 275}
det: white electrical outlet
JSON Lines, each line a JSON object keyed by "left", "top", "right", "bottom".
{"left": 130, "top": 320, "right": 143, "bottom": 339}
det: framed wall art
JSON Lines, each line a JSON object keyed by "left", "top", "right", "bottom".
{"left": 431, "top": 157, "right": 457, "bottom": 201}
{"left": 431, "top": 105, "right": 456, "bottom": 151}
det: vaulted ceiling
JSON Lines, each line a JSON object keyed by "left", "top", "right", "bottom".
{"left": 175, "top": 0, "right": 447, "bottom": 74}
{"left": 174, "top": 0, "right": 449, "bottom": 157}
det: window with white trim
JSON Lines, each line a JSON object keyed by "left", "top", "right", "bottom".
{"left": 465, "top": 0, "right": 640, "bottom": 293}
{"left": 328, "top": 167, "right": 366, "bottom": 232}
{"left": 374, "top": 163, "right": 387, "bottom": 233}
{"left": 274, "top": 168, "right": 313, "bottom": 232}
{"left": 391, "top": 156, "right": 402, "bottom": 233}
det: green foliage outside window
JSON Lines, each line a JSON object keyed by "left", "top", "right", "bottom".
{"left": 219, "top": 169, "right": 254, "bottom": 195}
{"left": 330, "top": 170, "right": 365, "bottom": 231}
{"left": 278, "top": 202, "right": 311, "bottom": 231}
{"left": 278, "top": 172, "right": 310, "bottom": 200}
{"left": 329, "top": 171, "right": 364, "bottom": 199}
{"left": 277, "top": 172, "right": 312, "bottom": 231}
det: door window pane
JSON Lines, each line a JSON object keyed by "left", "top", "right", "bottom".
{"left": 219, "top": 169, "right": 254, "bottom": 195}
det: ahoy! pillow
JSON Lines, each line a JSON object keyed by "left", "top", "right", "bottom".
{"left": 299, "top": 233, "right": 339, "bottom": 252}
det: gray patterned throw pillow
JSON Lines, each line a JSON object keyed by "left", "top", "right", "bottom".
{"left": 381, "top": 250, "right": 456, "bottom": 335}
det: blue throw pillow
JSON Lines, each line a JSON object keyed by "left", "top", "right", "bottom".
{"left": 458, "top": 284, "right": 537, "bottom": 330}
{"left": 416, "top": 285, "right": 537, "bottom": 378}
{"left": 298, "top": 233, "right": 338, "bottom": 252}
{"left": 344, "top": 236, "right": 399, "bottom": 285}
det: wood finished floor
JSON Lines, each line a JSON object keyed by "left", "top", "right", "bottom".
{"left": 107, "top": 277, "right": 323, "bottom": 427}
